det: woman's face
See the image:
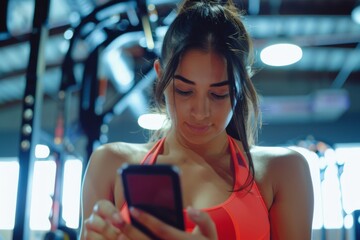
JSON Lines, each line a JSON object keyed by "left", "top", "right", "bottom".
{"left": 163, "top": 49, "right": 233, "bottom": 144}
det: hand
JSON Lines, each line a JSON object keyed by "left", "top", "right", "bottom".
{"left": 83, "top": 199, "right": 217, "bottom": 240}
{"left": 83, "top": 199, "right": 125, "bottom": 240}
{"left": 118, "top": 206, "right": 218, "bottom": 240}
{"left": 187, "top": 207, "right": 218, "bottom": 240}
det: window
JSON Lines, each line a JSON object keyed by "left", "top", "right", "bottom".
{"left": 0, "top": 157, "right": 82, "bottom": 233}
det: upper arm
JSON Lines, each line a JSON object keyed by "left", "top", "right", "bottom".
{"left": 82, "top": 147, "right": 114, "bottom": 218}
{"left": 80, "top": 145, "right": 125, "bottom": 237}
{"left": 268, "top": 149, "right": 314, "bottom": 240}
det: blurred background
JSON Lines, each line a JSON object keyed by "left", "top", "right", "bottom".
{"left": 0, "top": 0, "right": 359, "bottom": 239}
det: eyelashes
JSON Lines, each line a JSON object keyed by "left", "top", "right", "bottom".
{"left": 175, "top": 88, "right": 192, "bottom": 96}
{"left": 175, "top": 88, "right": 229, "bottom": 100}
{"left": 211, "top": 93, "right": 230, "bottom": 100}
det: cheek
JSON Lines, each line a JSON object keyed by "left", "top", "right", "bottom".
{"left": 164, "top": 91, "right": 184, "bottom": 121}
{"left": 215, "top": 102, "right": 233, "bottom": 124}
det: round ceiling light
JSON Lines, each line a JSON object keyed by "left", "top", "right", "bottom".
{"left": 138, "top": 113, "right": 167, "bottom": 130}
{"left": 352, "top": 5, "right": 360, "bottom": 24}
{"left": 260, "top": 43, "right": 303, "bottom": 67}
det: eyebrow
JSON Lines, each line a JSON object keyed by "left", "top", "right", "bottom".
{"left": 173, "top": 74, "right": 229, "bottom": 87}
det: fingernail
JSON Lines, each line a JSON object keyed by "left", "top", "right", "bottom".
{"left": 112, "top": 212, "right": 123, "bottom": 225}
{"left": 93, "top": 203, "right": 99, "bottom": 212}
{"left": 130, "top": 207, "right": 140, "bottom": 217}
{"left": 113, "top": 213, "right": 123, "bottom": 223}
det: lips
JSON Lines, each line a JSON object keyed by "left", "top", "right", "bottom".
{"left": 185, "top": 122, "right": 211, "bottom": 133}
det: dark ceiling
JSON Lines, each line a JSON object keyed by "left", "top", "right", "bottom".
{"left": 0, "top": 0, "right": 359, "bottom": 150}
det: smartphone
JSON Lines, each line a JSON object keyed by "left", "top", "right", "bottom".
{"left": 118, "top": 164, "right": 185, "bottom": 239}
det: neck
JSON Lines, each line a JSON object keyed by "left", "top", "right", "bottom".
{"left": 165, "top": 130, "right": 229, "bottom": 159}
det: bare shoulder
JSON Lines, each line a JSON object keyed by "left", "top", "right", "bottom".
{"left": 251, "top": 146, "right": 314, "bottom": 239}
{"left": 251, "top": 145, "right": 309, "bottom": 179}
{"left": 82, "top": 141, "right": 156, "bottom": 204}
{"left": 250, "top": 145, "right": 312, "bottom": 210}
{"left": 88, "top": 141, "right": 155, "bottom": 168}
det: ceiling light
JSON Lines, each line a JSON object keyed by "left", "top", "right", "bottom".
{"left": 260, "top": 43, "right": 303, "bottom": 67}
{"left": 352, "top": 4, "right": 360, "bottom": 24}
{"left": 138, "top": 113, "right": 167, "bottom": 130}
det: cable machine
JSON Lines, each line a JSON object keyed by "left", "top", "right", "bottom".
{"left": 13, "top": 0, "right": 50, "bottom": 239}
{"left": 11, "top": 0, "right": 177, "bottom": 239}
{"left": 48, "top": 0, "right": 163, "bottom": 237}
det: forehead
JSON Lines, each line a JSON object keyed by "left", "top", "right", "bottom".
{"left": 176, "top": 49, "right": 228, "bottom": 82}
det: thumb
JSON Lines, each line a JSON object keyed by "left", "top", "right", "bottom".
{"left": 187, "top": 207, "right": 217, "bottom": 240}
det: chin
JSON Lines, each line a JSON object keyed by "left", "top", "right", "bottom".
{"left": 179, "top": 129, "right": 222, "bottom": 145}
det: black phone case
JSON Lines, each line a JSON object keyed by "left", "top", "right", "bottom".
{"left": 118, "top": 164, "right": 185, "bottom": 239}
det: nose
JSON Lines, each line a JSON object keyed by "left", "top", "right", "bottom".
{"left": 191, "top": 96, "right": 210, "bottom": 120}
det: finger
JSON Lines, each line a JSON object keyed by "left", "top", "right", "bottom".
{"left": 85, "top": 213, "right": 121, "bottom": 240}
{"left": 84, "top": 230, "right": 129, "bottom": 240}
{"left": 187, "top": 207, "right": 217, "bottom": 239}
{"left": 93, "top": 200, "right": 125, "bottom": 229}
{"left": 128, "top": 207, "right": 185, "bottom": 240}
{"left": 116, "top": 217, "right": 151, "bottom": 240}
{"left": 117, "top": 234, "right": 131, "bottom": 240}
{"left": 94, "top": 200, "right": 119, "bottom": 220}
{"left": 83, "top": 229, "right": 105, "bottom": 240}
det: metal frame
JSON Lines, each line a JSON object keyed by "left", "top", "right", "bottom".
{"left": 13, "top": 0, "right": 50, "bottom": 239}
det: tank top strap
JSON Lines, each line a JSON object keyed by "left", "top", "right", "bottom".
{"left": 227, "top": 135, "right": 248, "bottom": 168}
{"left": 227, "top": 135, "right": 251, "bottom": 189}
{"left": 140, "top": 138, "right": 165, "bottom": 165}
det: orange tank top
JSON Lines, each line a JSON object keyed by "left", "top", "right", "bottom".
{"left": 120, "top": 136, "right": 270, "bottom": 239}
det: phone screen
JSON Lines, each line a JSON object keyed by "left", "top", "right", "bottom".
{"left": 119, "top": 164, "right": 184, "bottom": 238}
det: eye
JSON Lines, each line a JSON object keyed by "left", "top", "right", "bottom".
{"left": 175, "top": 88, "right": 193, "bottom": 96}
{"left": 211, "top": 92, "right": 229, "bottom": 100}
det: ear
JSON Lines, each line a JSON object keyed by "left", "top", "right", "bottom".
{"left": 154, "top": 59, "right": 162, "bottom": 79}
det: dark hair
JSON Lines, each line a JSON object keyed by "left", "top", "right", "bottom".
{"left": 153, "top": 0, "right": 261, "bottom": 190}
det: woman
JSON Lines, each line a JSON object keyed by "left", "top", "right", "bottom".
{"left": 80, "top": 0, "right": 314, "bottom": 239}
